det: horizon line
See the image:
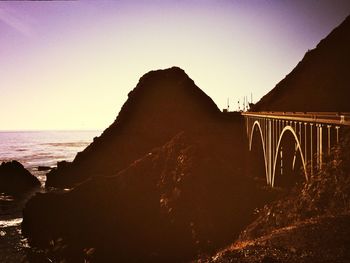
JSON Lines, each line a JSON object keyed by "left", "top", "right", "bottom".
{"left": 0, "top": 129, "right": 103, "bottom": 132}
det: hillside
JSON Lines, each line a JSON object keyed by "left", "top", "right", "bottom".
{"left": 252, "top": 15, "right": 350, "bottom": 112}
{"left": 200, "top": 128, "right": 350, "bottom": 263}
{"left": 46, "top": 67, "right": 221, "bottom": 188}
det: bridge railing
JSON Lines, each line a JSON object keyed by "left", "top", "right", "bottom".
{"left": 242, "top": 112, "right": 350, "bottom": 126}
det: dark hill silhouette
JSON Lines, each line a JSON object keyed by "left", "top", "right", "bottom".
{"left": 22, "top": 68, "right": 275, "bottom": 262}
{"left": 252, "top": 15, "right": 350, "bottom": 112}
{"left": 46, "top": 67, "right": 221, "bottom": 188}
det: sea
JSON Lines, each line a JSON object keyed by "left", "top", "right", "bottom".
{"left": 0, "top": 130, "right": 102, "bottom": 262}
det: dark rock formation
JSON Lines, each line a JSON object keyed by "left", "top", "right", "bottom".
{"left": 23, "top": 130, "right": 269, "bottom": 262}
{"left": 22, "top": 67, "right": 272, "bottom": 262}
{"left": 0, "top": 161, "right": 40, "bottom": 195}
{"left": 46, "top": 67, "right": 221, "bottom": 188}
{"left": 252, "top": 15, "right": 350, "bottom": 112}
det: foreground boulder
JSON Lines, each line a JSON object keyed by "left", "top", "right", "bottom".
{"left": 0, "top": 161, "right": 40, "bottom": 195}
{"left": 46, "top": 67, "right": 221, "bottom": 188}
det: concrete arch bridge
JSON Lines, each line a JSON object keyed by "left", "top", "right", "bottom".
{"left": 242, "top": 112, "right": 350, "bottom": 187}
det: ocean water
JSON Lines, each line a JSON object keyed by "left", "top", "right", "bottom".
{"left": 0, "top": 130, "right": 101, "bottom": 184}
{"left": 0, "top": 130, "right": 101, "bottom": 262}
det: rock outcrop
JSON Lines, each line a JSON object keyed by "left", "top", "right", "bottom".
{"left": 46, "top": 67, "right": 221, "bottom": 188}
{"left": 22, "top": 67, "right": 272, "bottom": 262}
{"left": 0, "top": 161, "right": 40, "bottom": 195}
{"left": 252, "top": 15, "right": 350, "bottom": 112}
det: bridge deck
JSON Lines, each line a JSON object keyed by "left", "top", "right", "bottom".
{"left": 242, "top": 112, "right": 350, "bottom": 126}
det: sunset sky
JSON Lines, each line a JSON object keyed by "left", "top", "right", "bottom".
{"left": 1, "top": 0, "right": 349, "bottom": 130}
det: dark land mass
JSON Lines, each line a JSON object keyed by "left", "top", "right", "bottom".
{"left": 200, "top": 128, "right": 350, "bottom": 263}
{"left": 0, "top": 161, "right": 40, "bottom": 195}
{"left": 22, "top": 68, "right": 274, "bottom": 262}
{"left": 46, "top": 67, "right": 221, "bottom": 188}
{"left": 252, "top": 15, "right": 350, "bottom": 112}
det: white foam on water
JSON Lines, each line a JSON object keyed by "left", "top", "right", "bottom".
{"left": 0, "top": 217, "right": 22, "bottom": 228}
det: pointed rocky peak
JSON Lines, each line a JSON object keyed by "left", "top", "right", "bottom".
{"left": 109, "top": 66, "right": 220, "bottom": 129}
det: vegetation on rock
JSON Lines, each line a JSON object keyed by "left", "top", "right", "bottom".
{"left": 202, "top": 128, "right": 350, "bottom": 263}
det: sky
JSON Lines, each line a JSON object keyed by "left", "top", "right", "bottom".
{"left": 0, "top": 0, "right": 349, "bottom": 130}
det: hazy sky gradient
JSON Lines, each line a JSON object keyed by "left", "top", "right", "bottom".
{"left": 1, "top": 0, "right": 349, "bottom": 130}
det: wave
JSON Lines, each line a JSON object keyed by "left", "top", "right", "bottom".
{"left": 41, "top": 142, "right": 91, "bottom": 147}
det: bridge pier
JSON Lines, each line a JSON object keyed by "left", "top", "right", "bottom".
{"left": 304, "top": 123, "right": 307, "bottom": 167}
{"left": 327, "top": 125, "right": 331, "bottom": 155}
{"left": 310, "top": 123, "right": 314, "bottom": 175}
{"left": 336, "top": 126, "right": 340, "bottom": 143}
{"left": 319, "top": 124, "right": 323, "bottom": 169}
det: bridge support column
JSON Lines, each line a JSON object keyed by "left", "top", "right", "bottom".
{"left": 268, "top": 120, "right": 272, "bottom": 185}
{"left": 316, "top": 124, "right": 319, "bottom": 169}
{"left": 280, "top": 146, "right": 283, "bottom": 177}
{"left": 310, "top": 123, "right": 313, "bottom": 175}
{"left": 336, "top": 126, "right": 340, "bottom": 144}
{"left": 318, "top": 124, "right": 323, "bottom": 169}
{"left": 327, "top": 125, "right": 331, "bottom": 155}
{"left": 304, "top": 123, "right": 307, "bottom": 168}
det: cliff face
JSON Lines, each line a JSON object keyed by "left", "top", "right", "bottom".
{"left": 46, "top": 67, "right": 221, "bottom": 188}
{"left": 253, "top": 15, "right": 350, "bottom": 112}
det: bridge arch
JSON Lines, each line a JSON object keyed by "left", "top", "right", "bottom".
{"left": 271, "top": 126, "right": 308, "bottom": 187}
{"left": 249, "top": 121, "right": 269, "bottom": 184}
